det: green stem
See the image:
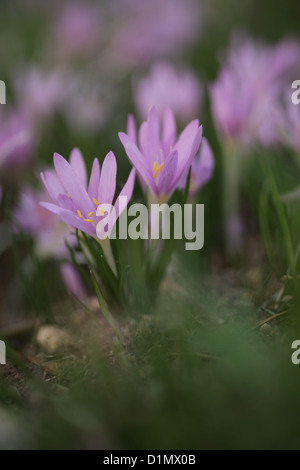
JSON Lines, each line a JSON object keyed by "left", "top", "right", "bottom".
{"left": 101, "top": 238, "right": 117, "bottom": 277}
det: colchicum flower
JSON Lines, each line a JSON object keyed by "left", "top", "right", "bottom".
{"left": 134, "top": 61, "right": 202, "bottom": 122}
{"left": 119, "top": 106, "right": 202, "bottom": 202}
{"left": 40, "top": 149, "right": 135, "bottom": 273}
{"left": 210, "top": 34, "right": 300, "bottom": 150}
{"left": 14, "top": 185, "right": 86, "bottom": 299}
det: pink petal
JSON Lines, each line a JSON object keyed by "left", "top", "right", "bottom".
{"left": 111, "top": 168, "right": 136, "bottom": 225}
{"left": 54, "top": 152, "right": 94, "bottom": 215}
{"left": 127, "top": 114, "right": 137, "bottom": 146}
{"left": 147, "top": 106, "right": 161, "bottom": 157}
{"left": 40, "top": 202, "right": 95, "bottom": 238}
{"left": 159, "top": 150, "right": 178, "bottom": 196}
{"left": 172, "top": 123, "right": 202, "bottom": 185}
{"left": 119, "top": 132, "right": 156, "bottom": 193}
{"left": 98, "top": 151, "right": 117, "bottom": 205}
{"left": 61, "top": 263, "right": 86, "bottom": 300}
{"left": 57, "top": 194, "right": 75, "bottom": 211}
{"left": 40, "top": 170, "right": 65, "bottom": 203}
{"left": 69, "top": 148, "right": 88, "bottom": 189}
{"left": 138, "top": 108, "right": 161, "bottom": 166}
{"left": 162, "top": 106, "right": 176, "bottom": 153}
{"left": 88, "top": 158, "right": 100, "bottom": 199}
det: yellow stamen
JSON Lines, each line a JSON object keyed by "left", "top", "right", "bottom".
{"left": 77, "top": 209, "right": 83, "bottom": 219}
{"left": 98, "top": 206, "right": 105, "bottom": 216}
{"left": 93, "top": 198, "right": 100, "bottom": 206}
{"left": 84, "top": 219, "right": 94, "bottom": 223}
{"left": 152, "top": 160, "right": 164, "bottom": 179}
{"left": 88, "top": 211, "right": 94, "bottom": 217}
{"left": 67, "top": 193, "right": 71, "bottom": 199}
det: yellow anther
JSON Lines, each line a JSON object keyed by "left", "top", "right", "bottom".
{"left": 84, "top": 219, "right": 94, "bottom": 223}
{"left": 93, "top": 198, "right": 100, "bottom": 206}
{"left": 152, "top": 160, "right": 164, "bottom": 179}
{"left": 88, "top": 211, "right": 94, "bottom": 217}
{"left": 98, "top": 207, "right": 105, "bottom": 216}
{"left": 67, "top": 194, "right": 71, "bottom": 199}
{"left": 77, "top": 209, "right": 83, "bottom": 219}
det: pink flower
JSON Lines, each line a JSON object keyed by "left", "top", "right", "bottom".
{"left": 210, "top": 34, "right": 300, "bottom": 149}
{"left": 52, "top": 3, "right": 101, "bottom": 57}
{"left": 109, "top": 0, "right": 202, "bottom": 66}
{"left": 119, "top": 106, "right": 202, "bottom": 201}
{"left": 14, "top": 67, "right": 63, "bottom": 123}
{"left": 14, "top": 186, "right": 73, "bottom": 259}
{"left": 40, "top": 148, "right": 135, "bottom": 240}
{"left": 0, "top": 108, "right": 33, "bottom": 170}
{"left": 14, "top": 185, "right": 86, "bottom": 299}
{"left": 134, "top": 62, "right": 202, "bottom": 122}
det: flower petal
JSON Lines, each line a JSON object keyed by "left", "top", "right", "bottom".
{"left": 54, "top": 152, "right": 93, "bottom": 214}
{"left": 162, "top": 106, "right": 176, "bottom": 153}
{"left": 98, "top": 151, "right": 117, "bottom": 205}
{"left": 88, "top": 158, "right": 100, "bottom": 199}
{"left": 57, "top": 194, "right": 76, "bottom": 211}
{"left": 159, "top": 150, "right": 178, "bottom": 196}
{"left": 110, "top": 168, "right": 136, "bottom": 225}
{"left": 193, "top": 138, "right": 215, "bottom": 189}
{"left": 137, "top": 107, "right": 161, "bottom": 165}
{"left": 40, "top": 170, "right": 65, "bottom": 204}
{"left": 119, "top": 132, "right": 156, "bottom": 193}
{"left": 172, "top": 122, "right": 202, "bottom": 186}
{"left": 127, "top": 114, "right": 137, "bottom": 146}
{"left": 146, "top": 106, "right": 161, "bottom": 161}
{"left": 61, "top": 262, "right": 86, "bottom": 300}
{"left": 69, "top": 148, "right": 88, "bottom": 189}
{"left": 40, "top": 201, "right": 96, "bottom": 237}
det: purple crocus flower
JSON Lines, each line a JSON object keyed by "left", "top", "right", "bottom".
{"left": 40, "top": 148, "right": 135, "bottom": 241}
{"left": 179, "top": 138, "right": 215, "bottom": 196}
{"left": 109, "top": 0, "right": 202, "bottom": 67}
{"left": 134, "top": 62, "right": 202, "bottom": 122}
{"left": 14, "top": 186, "right": 73, "bottom": 258}
{"left": 52, "top": 3, "right": 101, "bottom": 57}
{"left": 210, "top": 34, "right": 300, "bottom": 149}
{"left": 0, "top": 108, "right": 33, "bottom": 170}
{"left": 13, "top": 185, "right": 86, "bottom": 299}
{"left": 119, "top": 106, "right": 202, "bottom": 202}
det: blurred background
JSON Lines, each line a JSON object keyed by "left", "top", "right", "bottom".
{"left": 1, "top": 0, "right": 300, "bottom": 450}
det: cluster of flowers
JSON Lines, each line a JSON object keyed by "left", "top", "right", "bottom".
{"left": 1, "top": 25, "right": 300, "bottom": 298}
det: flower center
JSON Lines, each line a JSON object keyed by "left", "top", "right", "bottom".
{"left": 153, "top": 160, "right": 164, "bottom": 179}
{"left": 76, "top": 198, "right": 105, "bottom": 223}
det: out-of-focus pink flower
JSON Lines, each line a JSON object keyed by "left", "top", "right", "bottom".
{"left": 53, "top": 3, "right": 101, "bottom": 57}
{"left": 61, "top": 74, "right": 112, "bottom": 132}
{"left": 14, "top": 185, "right": 86, "bottom": 299}
{"left": 0, "top": 108, "right": 33, "bottom": 170}
{"left": 60, "top": 262, "right": 86, "bottom": 300}
{"left": 179, "top": 138, "right": 215, "bottom": 196}
{"left": 14, "top": 67, "right": 63, "bottom": 123}
{"left": 13, "top": 186, "right": 73, "bottom": 259}
{"left": 119, "top": 106, "right": 202, "bottom": 201}
{"left": 134, "top": 62, "right": 202, "bottom": 122}
{"left": 210, "top": 34, "right": 300, "bottom": 149}
{"left": 40, "top": 148, "right": 135, "bottom": 239}
{"left": 109, "top": 0, "right": 202, "bottom": 66}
